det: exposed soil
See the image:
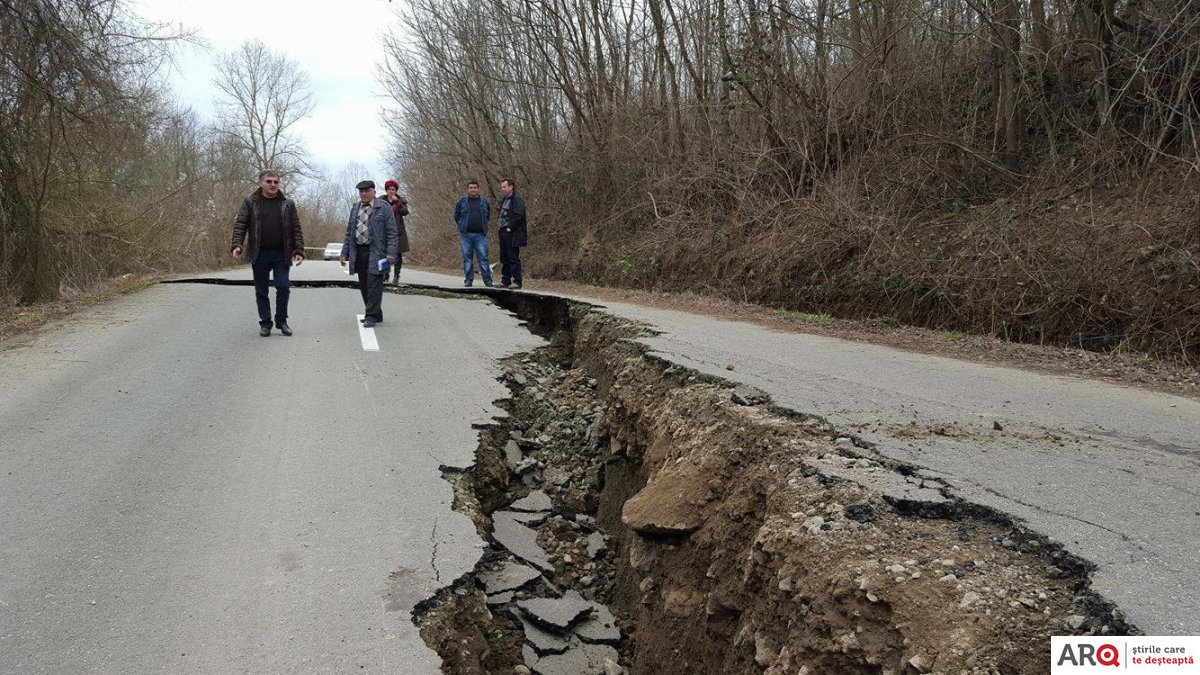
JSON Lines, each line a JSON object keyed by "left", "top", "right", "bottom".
{"left": 409, "top": 288, "right": 1129, "bottom": 675}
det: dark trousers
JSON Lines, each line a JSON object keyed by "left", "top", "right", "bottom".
{"left": 391, "top": 254, "right": 403, "bottom": 282}
{"left": 354, "top": 244, "right": 385, "bottom": 321}
{"left": 499, "top": 232, "right": 522, "bottom": 286}
{"left": 251, "top": 249, "right": 290, "bottom": 327}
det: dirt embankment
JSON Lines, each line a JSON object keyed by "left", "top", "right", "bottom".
{"left": 412, "top": 290, "right": 1130, "bottom": 675}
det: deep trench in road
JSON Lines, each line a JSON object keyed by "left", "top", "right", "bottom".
{"left": 166, "top": 279, "right": 1135, "bottom": 674}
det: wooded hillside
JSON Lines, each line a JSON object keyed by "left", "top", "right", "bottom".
{"left": 383, "top": 0, "right": 1200, "bottom": 361}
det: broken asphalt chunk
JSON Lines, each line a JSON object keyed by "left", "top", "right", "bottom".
{"left": 517, "top": 590, "right": 594, "bottom": 632}
{"left": 843, "top": 503, "right": 877, "bottom": 522}
{"left": 486, "top": 591, "right": 515, "bottom": 606}
{"left": 575, "top": 604, "right": 621, "bottom": 645}
{"left": 511, "top": 489, "right": 554, "bottom": 512}
{"left": 496, "top": 509, "right": 551, "bottom": 527}
{"left": 531, "top": 641, "right": 620, "bottom": 675}
{"left": 478, "top": 560, "right": 542, "bottom": 595}
{"left": 731, "top": 384, "right": 769, "bottom": 406}
{"left": 520, "top": 616, "right": 572, "bottom": 655}
{"left": 493, "top": 512, "right": 555, "bottom": 572}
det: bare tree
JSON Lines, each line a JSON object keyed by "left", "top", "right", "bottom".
{"left": 381, "top": 0, "right": 1200, "bottom": 363}
{"left": 213, "top": 40, "right": 315, "bottom": 177}
{"left": 289, "top": 162, "right": 372, "bottom": 245}
{"left": 0, "top": 0, "right": 190, "bottom": 303}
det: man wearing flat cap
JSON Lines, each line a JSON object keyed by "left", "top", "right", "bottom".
{"left": 340, "top": 180, "right": 398, "bottom": 328}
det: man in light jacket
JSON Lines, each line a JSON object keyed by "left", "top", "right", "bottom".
{"left": 340, "top": 180, "right": 398, "bottom": 328}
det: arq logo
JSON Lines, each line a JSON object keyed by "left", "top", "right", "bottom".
{"left": 1057, "top": 642, "right": 1120, "bottom": 668}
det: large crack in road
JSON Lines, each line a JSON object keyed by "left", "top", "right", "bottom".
{"left": 389, "top": 288, "right": 1134, "bottom": 675}
{"left": 153, "top": 279, "right": 1142, "bottom": 674}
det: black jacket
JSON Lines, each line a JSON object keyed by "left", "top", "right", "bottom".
{"left": 499, "top": 192, "right": 527, "bottom": 247}
{"left": 231, "top": 188, "right": 304, "bottom": 262}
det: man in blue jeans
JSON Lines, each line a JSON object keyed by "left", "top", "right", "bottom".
{"left": 231, "top": 170, "right": 305, "bottom": 336}
{"left": 452, "top": 181, "right": 493, "bottom": 287}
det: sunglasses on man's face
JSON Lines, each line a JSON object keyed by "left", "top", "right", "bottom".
{"left": 264, "top": 179, "right": 280, "bottom": 185}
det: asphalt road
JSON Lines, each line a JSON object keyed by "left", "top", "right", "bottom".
{"left": 370, "top": 264, "right": 1200, "bottom": 635}
{"left": 0, "top": 275, "right": 542, "bottom": 673}
{"left": 612, "top": 302, "right": 1200, "bottom": 634}
{"left": 3, "top": 259, "right": 1196, "bottom": 674}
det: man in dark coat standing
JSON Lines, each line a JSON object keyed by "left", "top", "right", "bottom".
{"left": 339, "top": 180, "right": 398, "bottom": 328}
{"left": 497, "top": 178, "right": 527, "bottom": 289}
{"left": 231, "top": 169, "right": 304, "bottom": 337}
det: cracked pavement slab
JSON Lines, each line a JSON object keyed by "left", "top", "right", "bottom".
{"left": 613, "top": 308, "right": 1200, "bottom": 634}
{"left": 0, "top": 278, "right": 543, "bottom": 673}
{"left": 353, "top": 265, "right": 1199, "bottom": 635}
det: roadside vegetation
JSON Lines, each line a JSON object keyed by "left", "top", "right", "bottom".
{"left": 383, "top": 0, "right": 1200, "bottom": 364}
{"left": 0, "top": 2, "right": 350, "bottom": 322}
{"left": 4, "top": 0, "right": 1197, "bottom": 365}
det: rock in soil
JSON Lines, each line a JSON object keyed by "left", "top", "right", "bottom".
{"left": 505, "top": 440, "right": 525, "bottom": 470}
{"left": 586, "top": 531, "right": 607, "bottom": 558}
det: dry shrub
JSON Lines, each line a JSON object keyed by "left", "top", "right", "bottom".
{"left": 385, "top": 0, "right": 1200, "bottom": 364}
{"left": 501, "top": 149, "right": 1199, "bottom": 362}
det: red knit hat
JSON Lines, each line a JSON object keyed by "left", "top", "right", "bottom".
{"left": 384, "top": 179, "right": 399, "bottom": 190}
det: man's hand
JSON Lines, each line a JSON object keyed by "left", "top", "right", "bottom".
{"left": 231, "top": 247, "right": 242, "bottom": 260}
{"left": 386, "top": 255, "right": 397, "bottom": 264}
{"left": 292, "top": 254, "right": 303, "bottom": 267}
{"left": 339, "top": 255, "right": 347, "bottom": 267}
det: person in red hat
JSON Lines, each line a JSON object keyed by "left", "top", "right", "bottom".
{"left": 382, "top": 179, "right": 410, "bottom": 284}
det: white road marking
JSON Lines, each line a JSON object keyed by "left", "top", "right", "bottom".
{"left": 357, "top": 314, "right": 379, "bottom": 351}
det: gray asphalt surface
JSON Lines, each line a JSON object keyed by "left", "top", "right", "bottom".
{"left": 616, "top": 303, "right": 1200, "bottom": 635}
{"left": 384, "top": 266, "right": 1199, "bottom": 635}
{"left": 4, "top": 257, "right": 1196, "bottom": 675}
{"left": 0, "top": 276, "right": 542, "bottom": 673}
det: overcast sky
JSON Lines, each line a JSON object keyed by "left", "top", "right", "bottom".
{"left": 133, "top": 0, "right": 400, "bottom": 188}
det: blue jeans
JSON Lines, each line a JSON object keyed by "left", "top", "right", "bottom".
{"left": 252, "top": 249, "right": 290, "bottom": 326}
{"left": 460, "top": 233, "right": 492, "bottom": 286}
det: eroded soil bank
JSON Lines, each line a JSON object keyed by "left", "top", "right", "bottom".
{"left": 410, "top": 289, "right": 1132, "bottom": 675}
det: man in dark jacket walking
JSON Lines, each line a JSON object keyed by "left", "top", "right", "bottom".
{"left": 452, "top": 181, "right": 493, "bottom": 287}
{"left": 497, "top": 178, "right": 527, "bottom": 289}
{"left": 340, "top": 180, "right": 398, "bottom": 328}
{"left": 231, "top": 170, "right": 304, "bottom": 337}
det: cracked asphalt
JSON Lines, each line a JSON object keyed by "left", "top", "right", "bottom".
{"left": 3, "top": 260, "right": 1196, "bottom": 674}
{"left": 606, "top": 304, "right": 1200, "bottom": 634}
{"left": 0, "top": 274, "right": 543, "bottom": 673}
{"left": 335, "top": 264, "right": 1199, "bottom": 636}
